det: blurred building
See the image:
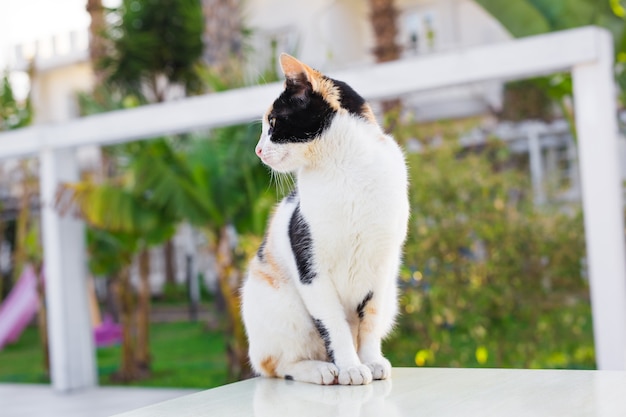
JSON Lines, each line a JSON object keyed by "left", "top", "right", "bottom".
{"left": 3, "top": 0, "right": 511, "bottom": 125}
{"left": 7, "top": 30, "right": 93, "bottom": 124}
{"left": 245, "top": 0, "right": 511, "bottom": 121}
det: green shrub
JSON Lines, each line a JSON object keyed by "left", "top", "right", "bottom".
{"left": 386, "top": 132, "right": 592, "bottom": 369}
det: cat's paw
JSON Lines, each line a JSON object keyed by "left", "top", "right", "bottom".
{"left": 364, "top": 357, "right": 392, "bottom": 380}
{"left": 310, "top": 362, "right": 339, "bottom": 385}
{"left": 337, "top": 364, "right": 373, "bottom": 385}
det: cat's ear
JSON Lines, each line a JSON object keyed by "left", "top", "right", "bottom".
{"left": 280, "top": 53, "right": 318, "bottom": 96}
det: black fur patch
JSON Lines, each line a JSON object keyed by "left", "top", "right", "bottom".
{"left": 331, "top": 78, "right": 368, "bottom": 118}
{"left": 357, "top": 291, "right": 374, "bottom": 320}
{"left": 313, "top": 318, "right": 335, "bottom": 363}
{"left": 289, "top": 204, "right": 316, "bottom": 285}
{"left": 269, "top": 82, "right": 335, "bottom": 144}
{"left": 256, "top": 235, "right": 267, "bottom": 262}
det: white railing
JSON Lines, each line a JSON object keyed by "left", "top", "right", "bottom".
{"left": 460, "top": 119, "right": 583, "bottom": 205}
{"left": 0, "top": 26, "right": 624, "bottom": 392}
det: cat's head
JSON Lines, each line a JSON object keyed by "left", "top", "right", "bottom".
{"left": 255, "top": 53, "right": 376, "bottom": 172}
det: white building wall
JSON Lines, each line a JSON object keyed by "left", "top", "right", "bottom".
{"left": 31, "top": 61, "right": 94, "bottom": 124}
{"left": 244, "top": 0, "right": 373, "bottom": 73}
{"left": 396, "top": 0, "right": 512, "bottom": 120}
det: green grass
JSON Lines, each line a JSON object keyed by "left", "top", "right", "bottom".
{"left": 0, "top": 321, "right": 230, "bottom": 389}
{"left": 0, "top": 325, "right": 48, "bottom": 383}
{"left": 0, "top": 300, "right": 596, "bottom": 388}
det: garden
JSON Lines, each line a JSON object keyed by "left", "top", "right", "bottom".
{"left": 0, "top": 0, "right": 620, "bottom": 389}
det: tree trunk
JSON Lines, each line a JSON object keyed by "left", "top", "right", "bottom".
{"left": 12, "top": 160, "right": 33, "bottom": 284}
{"left": 215, "top": 225, "right": 252, "bottom": 381}
{"left": 368, "top": 0, "right": 401, "bottom": 63}
{"left": 202, "top": 0, "right": 244, "bottom": 74}
{"left": 368, "top": 0, "right": 403, "bottom": 120}
{"left": 34, "top": 263, "right": 49, "bottom": 374}
{"left": 114, "top": 266, "right": 140, "bottom": 381}
{"left": 86, "top": 0, "right": 107, "bottom": 85}
{"left": 163, "top": 239, "right": 176, "bottom": 286}
{"left": 135, "top": 249, "right": 152, "bottom": 375}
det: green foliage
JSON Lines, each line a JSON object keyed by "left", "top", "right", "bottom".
{"left": 130, "top": 139, "right": 223, "bottom": 225}
{"left": 610, "top": 2, "right": 626, "bottom": 106}
{"left": 476, "top": 0, "right": 620, "bottom": 37}
{"left": 101, "top": 0, "right": 205, "bottom": 99}
{"left": 186, "top": 125, "right": 276, "bottom": 236}
{"left": 474, "top": 0, "right": 550, "bottom": 37}
{"left": 386, "top": 127, "right": 591, "bottom": 369}
{"left": 86, "top": 228, "right": 138, "bottom": 277}
{"left": 0, "top": 73, "right": 32, "bottom": 131}
{"left": 501, "top": 74, "right": 576, "bottom": 138}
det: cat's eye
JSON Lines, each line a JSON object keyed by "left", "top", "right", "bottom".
{"left": 267, "top": 116, "right": 276, "bottom": 134}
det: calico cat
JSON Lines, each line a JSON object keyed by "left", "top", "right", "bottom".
{"left": 241, "top": 54, "right": 409, "bottom": 386}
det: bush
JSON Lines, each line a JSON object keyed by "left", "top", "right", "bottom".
{"left": 386, "top": 131, "right": 592, "bottom": 369}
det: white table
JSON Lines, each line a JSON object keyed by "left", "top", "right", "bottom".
{"left": 112, "top": 367, "right": 626, "bottom": 416}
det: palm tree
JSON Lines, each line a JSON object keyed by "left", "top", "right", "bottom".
{"left": 86, "top": 0, "right": 107, "bottom": 84}
{"left": 368, "top": 0, "right": 401, "bottom": 63}
{"left": 0, "top": 72, "right": 47, "bottom": 373}
{"left": 57, "top": 140, "right": 195, "bottom": 381}
{"left": 80, "top": 0, "right": 280, "bottom": 381}
{"left": 184, "top": 125, "right": 276, "bottom": 380}
{"left": 76, "top": 0, "right": 207, "bottom": 379}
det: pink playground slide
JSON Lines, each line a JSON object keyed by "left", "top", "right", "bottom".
{"left": 0, "top": 266, "right": 122, "bottom": 350}
{"left": 0, "top": 265, "right": 39, "bottom": 350}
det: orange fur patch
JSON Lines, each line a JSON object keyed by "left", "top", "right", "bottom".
{"left": 317, "top": 77, "right": 342, "bottom": 111}
{"left": 361, "top": 104, "right": 377, "bottom": 124}
{"left": 257, "top": 269, "right": 279, "bottom": 289}
{"left": 260, "top": 355, "right": 278, "bottom": 377}
{"left": 250, "top": 243, "right": 288, "bottom": 290}
{"left": 358, "top": 306, "right": 378, "bottom": 335}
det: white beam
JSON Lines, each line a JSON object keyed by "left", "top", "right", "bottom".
{"left": 0, "top": 27, "right": 603, "bottom": 160}
{"left": 345, "top": 26, "right": 601, "bottom": 99}
{"left": 572, "top": 29, "right": 626, "bottom": 370}
{"left": 41, "top": 148, "right": 97, "bottom": 391}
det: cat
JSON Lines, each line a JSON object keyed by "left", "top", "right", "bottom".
{"left": 241, "top": 53, "right": 409, "bottom": 386}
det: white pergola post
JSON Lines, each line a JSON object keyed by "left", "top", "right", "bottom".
{"left": 572, "top": 30, "right": 626, "bottom": 370}
{"left": 527, "top": 125, "right": 546, "bottom": 205}
{"left": 40, "top": 147, "right": 97, "bottom": 392}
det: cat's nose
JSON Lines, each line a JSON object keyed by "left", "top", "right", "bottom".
{"left": 255, "top": 146, "right": 263, "bottom": 156}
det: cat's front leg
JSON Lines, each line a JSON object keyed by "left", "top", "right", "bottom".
{"left": 301, "top": 282, "right": 373, "bottom": 385}
{"left": 357, "top": 327, "right": 392, "bottom": 380}
{"left": 356, "top": 288, "right": 396, "bottom": 380}
{"left": 312, "top": 314, "right": 373, "bottom": 385}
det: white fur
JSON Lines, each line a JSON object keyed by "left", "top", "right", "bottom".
{"left": 242, "top": 110, "right": 409, "bottom": 385}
